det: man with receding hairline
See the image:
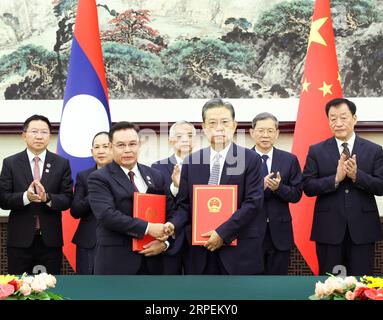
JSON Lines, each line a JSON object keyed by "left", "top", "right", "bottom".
{"left": 303, "top": 98, "right": 383, "bottom": 276}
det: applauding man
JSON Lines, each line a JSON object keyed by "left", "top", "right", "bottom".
{"left": 303, "top": 98, "right": 383, "bottom": 276}
{"left": 0, "top": 115, "right": 73, "bottom": 275}
{"left": 250, "top": 112, "right": 302, "bottom": 275}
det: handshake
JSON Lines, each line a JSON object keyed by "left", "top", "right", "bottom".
{"left": 147, "top": 222, "right": 175, "bottom": 241}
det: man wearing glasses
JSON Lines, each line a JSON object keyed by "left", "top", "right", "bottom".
{"left": 250, "top": 112, "right": 302, "bottom": 275}
{"left": 0, "top": 114, "right": 73, "bottom": 275}
{"left": 152, "top": 120, "right": 196, "bottom": 274}
{"left": 88, "top": 122, "right": 174, "bottom": 275}
{"left": 165, "top": 98, "right": 264, "bottom": 275}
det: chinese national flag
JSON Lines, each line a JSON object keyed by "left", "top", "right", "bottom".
{"left": 290, "top": 0, "right": 343, "bottom": 275}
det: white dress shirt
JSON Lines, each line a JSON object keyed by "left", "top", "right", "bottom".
{"left": 335, "top": 132, "right": 356, "bottom": 156}
{"left": 254, "top": 147, "right": 274, "bottom": 174}
{"left": 120, "top": 164, "right": 148, "bottom": 194}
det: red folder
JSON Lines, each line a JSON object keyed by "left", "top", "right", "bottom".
{"left": 132, "top": 192, "right": 166, "bottom": 251}
{"left": 192, "top": 185, "right": 237, "bottom": 246}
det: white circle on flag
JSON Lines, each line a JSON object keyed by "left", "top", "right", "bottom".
{"left": 60, "top": 94, "right": 110, "bottom": 157}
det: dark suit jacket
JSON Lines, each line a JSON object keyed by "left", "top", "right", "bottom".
{"left": 0, "top": 149, "right": 73, "bottom": 248}
{"left": 70, "top": 166, "right": 97, "bottom": 249}
{"left": 170, "top": 143, "right": 264, "bottom": 275}
{"left": 151, "top": 155, "right": 185, "bottom": 255}
{"left": 151, "top": 155, "right": 177, "bottom": 191}
{"left": 252, "top": 147, "right": 302, "bottom": 251}
{"left": 87, "top": 161, "right": 174, "bottom": 275}
{"left": 303, "top": 135, "right": 383, "bottom": 245}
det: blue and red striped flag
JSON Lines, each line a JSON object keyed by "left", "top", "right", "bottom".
{"left": 57, "top": 0, "right": 111, "bottom": 271}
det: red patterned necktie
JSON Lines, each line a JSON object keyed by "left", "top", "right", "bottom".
{"left": 128, "top": 171, "right": 139, "bottom": 192}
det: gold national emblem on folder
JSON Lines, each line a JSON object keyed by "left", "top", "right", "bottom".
{"left": 192, "top": 185, "right": 237, "bottom": 246}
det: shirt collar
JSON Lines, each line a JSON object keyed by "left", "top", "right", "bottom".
{"left": 26, "top": 148, "right": 47, "bottom": 163}
{"left": 254, "top": 147, "right": 273, "bottom": 160}
{"left": 210, "top": 143, "right": 232, "bottom": 162}
{"left": 335, "top": 132, "right": 356, "bottom": 151}
{"left": 174, "top": 154, "right": 184, "bottom": 165}
{"left": 120, "top": 163, "right": 140, "bottom": 178}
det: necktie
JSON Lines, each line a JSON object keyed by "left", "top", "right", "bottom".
{"left": 33, "top": 156, "right": 41, "bottom": 231}
{"left": 261, "top": 154, "right": 269, "bottom": 178}
{"left": 341, "top": 142, "right": 351, "bottom": 160}
{"left": 128, "top": 171, "right": 139, "bottom": 192}
{"left": 208, "top": 153, "right": 222, "bottom": 185}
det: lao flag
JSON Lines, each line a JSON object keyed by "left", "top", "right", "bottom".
{"left": 290, "top": 0, "right": 342, "bottom": 275}
{"left": 57, "top": 0, "right": 111, "bottom": 271}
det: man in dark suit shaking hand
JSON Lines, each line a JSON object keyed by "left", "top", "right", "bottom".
{"left": 166, "top": 98, "right": 264, "bottom": 275}
{"left": 88, "top": 122, "right": 173, "bottom": 275}
{"left": 303, "top": 98, "right": 383, "bottom": 276}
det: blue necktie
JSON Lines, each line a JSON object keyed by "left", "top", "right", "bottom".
{"left": 208, "top": 153, "right": 222, "bottom": 185}
{"left": 261, "top": 154, "right": 269, "bottom": 178}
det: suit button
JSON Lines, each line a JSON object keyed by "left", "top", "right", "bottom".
{"left": 345, "top": 189, "right": 349, "bottom": 194}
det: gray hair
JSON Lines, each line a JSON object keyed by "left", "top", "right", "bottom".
{"left": 169, "top": 121, "right": 196, "bottom": 138}
{"left": 251, "top": 112, "right": 279, "bottom": 129}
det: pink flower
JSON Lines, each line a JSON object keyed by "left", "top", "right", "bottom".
{"left": 345, "top": 291, "right": 355, "bottom": 300}
{"left": 364, "top": 288, "right": 383, "bottom": 300}
{"left": 19, "top": 283, "right": 32, "bottom": 296}
{"left": 0, "top": 284, "right": 15, "bottom": 300}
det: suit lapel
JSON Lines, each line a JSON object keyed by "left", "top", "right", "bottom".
{"left": 40, "top": 151, "right": 54, "bottom": 187}
{"left": 270, "top": 147, "right": 282, "bottom": 175}
{"left": 326, "top": 137, "right": 341, "bottom": 167}
{"left": 198, "top": 147, "right": 211, "bottom": 184}
{"left": 351, "top": 135, "right": 363, "bottom": 157}
{"left": 138, "top": 164, "right": 157, "bottom": 193}
{"left": 18, "top": 150, "right": 34, "bottom": 185}
{"left": 220, "top": 143, "right": 237, "bottom": 185}
{"left": 109, "top": 162, "right": 135, "bottom": 194}
{"left": 166, "top": 155, "right": 176, "bottom": 177}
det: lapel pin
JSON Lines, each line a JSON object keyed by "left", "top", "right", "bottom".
{"left": 148, "top": 181, "right": 152, "bottom": 185}
{"left": 146, "top": 176, "right": 151, "bottom": 180}
{"left": 45, "top": 169, "right": 49, "bottom": 173}
{"left": 46, "top": 163, "right": 51, "bottom": 168}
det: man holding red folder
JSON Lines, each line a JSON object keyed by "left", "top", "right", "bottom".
{"left": 88, "top": 122, "right": 173, "bottom": 275}
{"left": 166, "top": 98, "right": 264, "bottom": 275}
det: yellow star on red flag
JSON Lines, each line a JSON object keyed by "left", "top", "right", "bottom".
{"left": 301, "top": 78, "right": 311, "bottom": 93}
{"left": 318, "top": 81, "right": 333, "bottom": 96}
{"left": 308, "top": 17, "right": 328, "bottom": 49}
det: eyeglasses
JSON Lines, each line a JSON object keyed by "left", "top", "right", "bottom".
{"left": 253, "top": 128, "right": 277, "bottom": 135}
{"left": 26, "top": 129, "right": 50, "bottom": 136}
{"left": 206, "top": 119, "right": 233, "bottom": 129}
{"left": 113, "top": 142, "right": 139, "bottom": 150}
